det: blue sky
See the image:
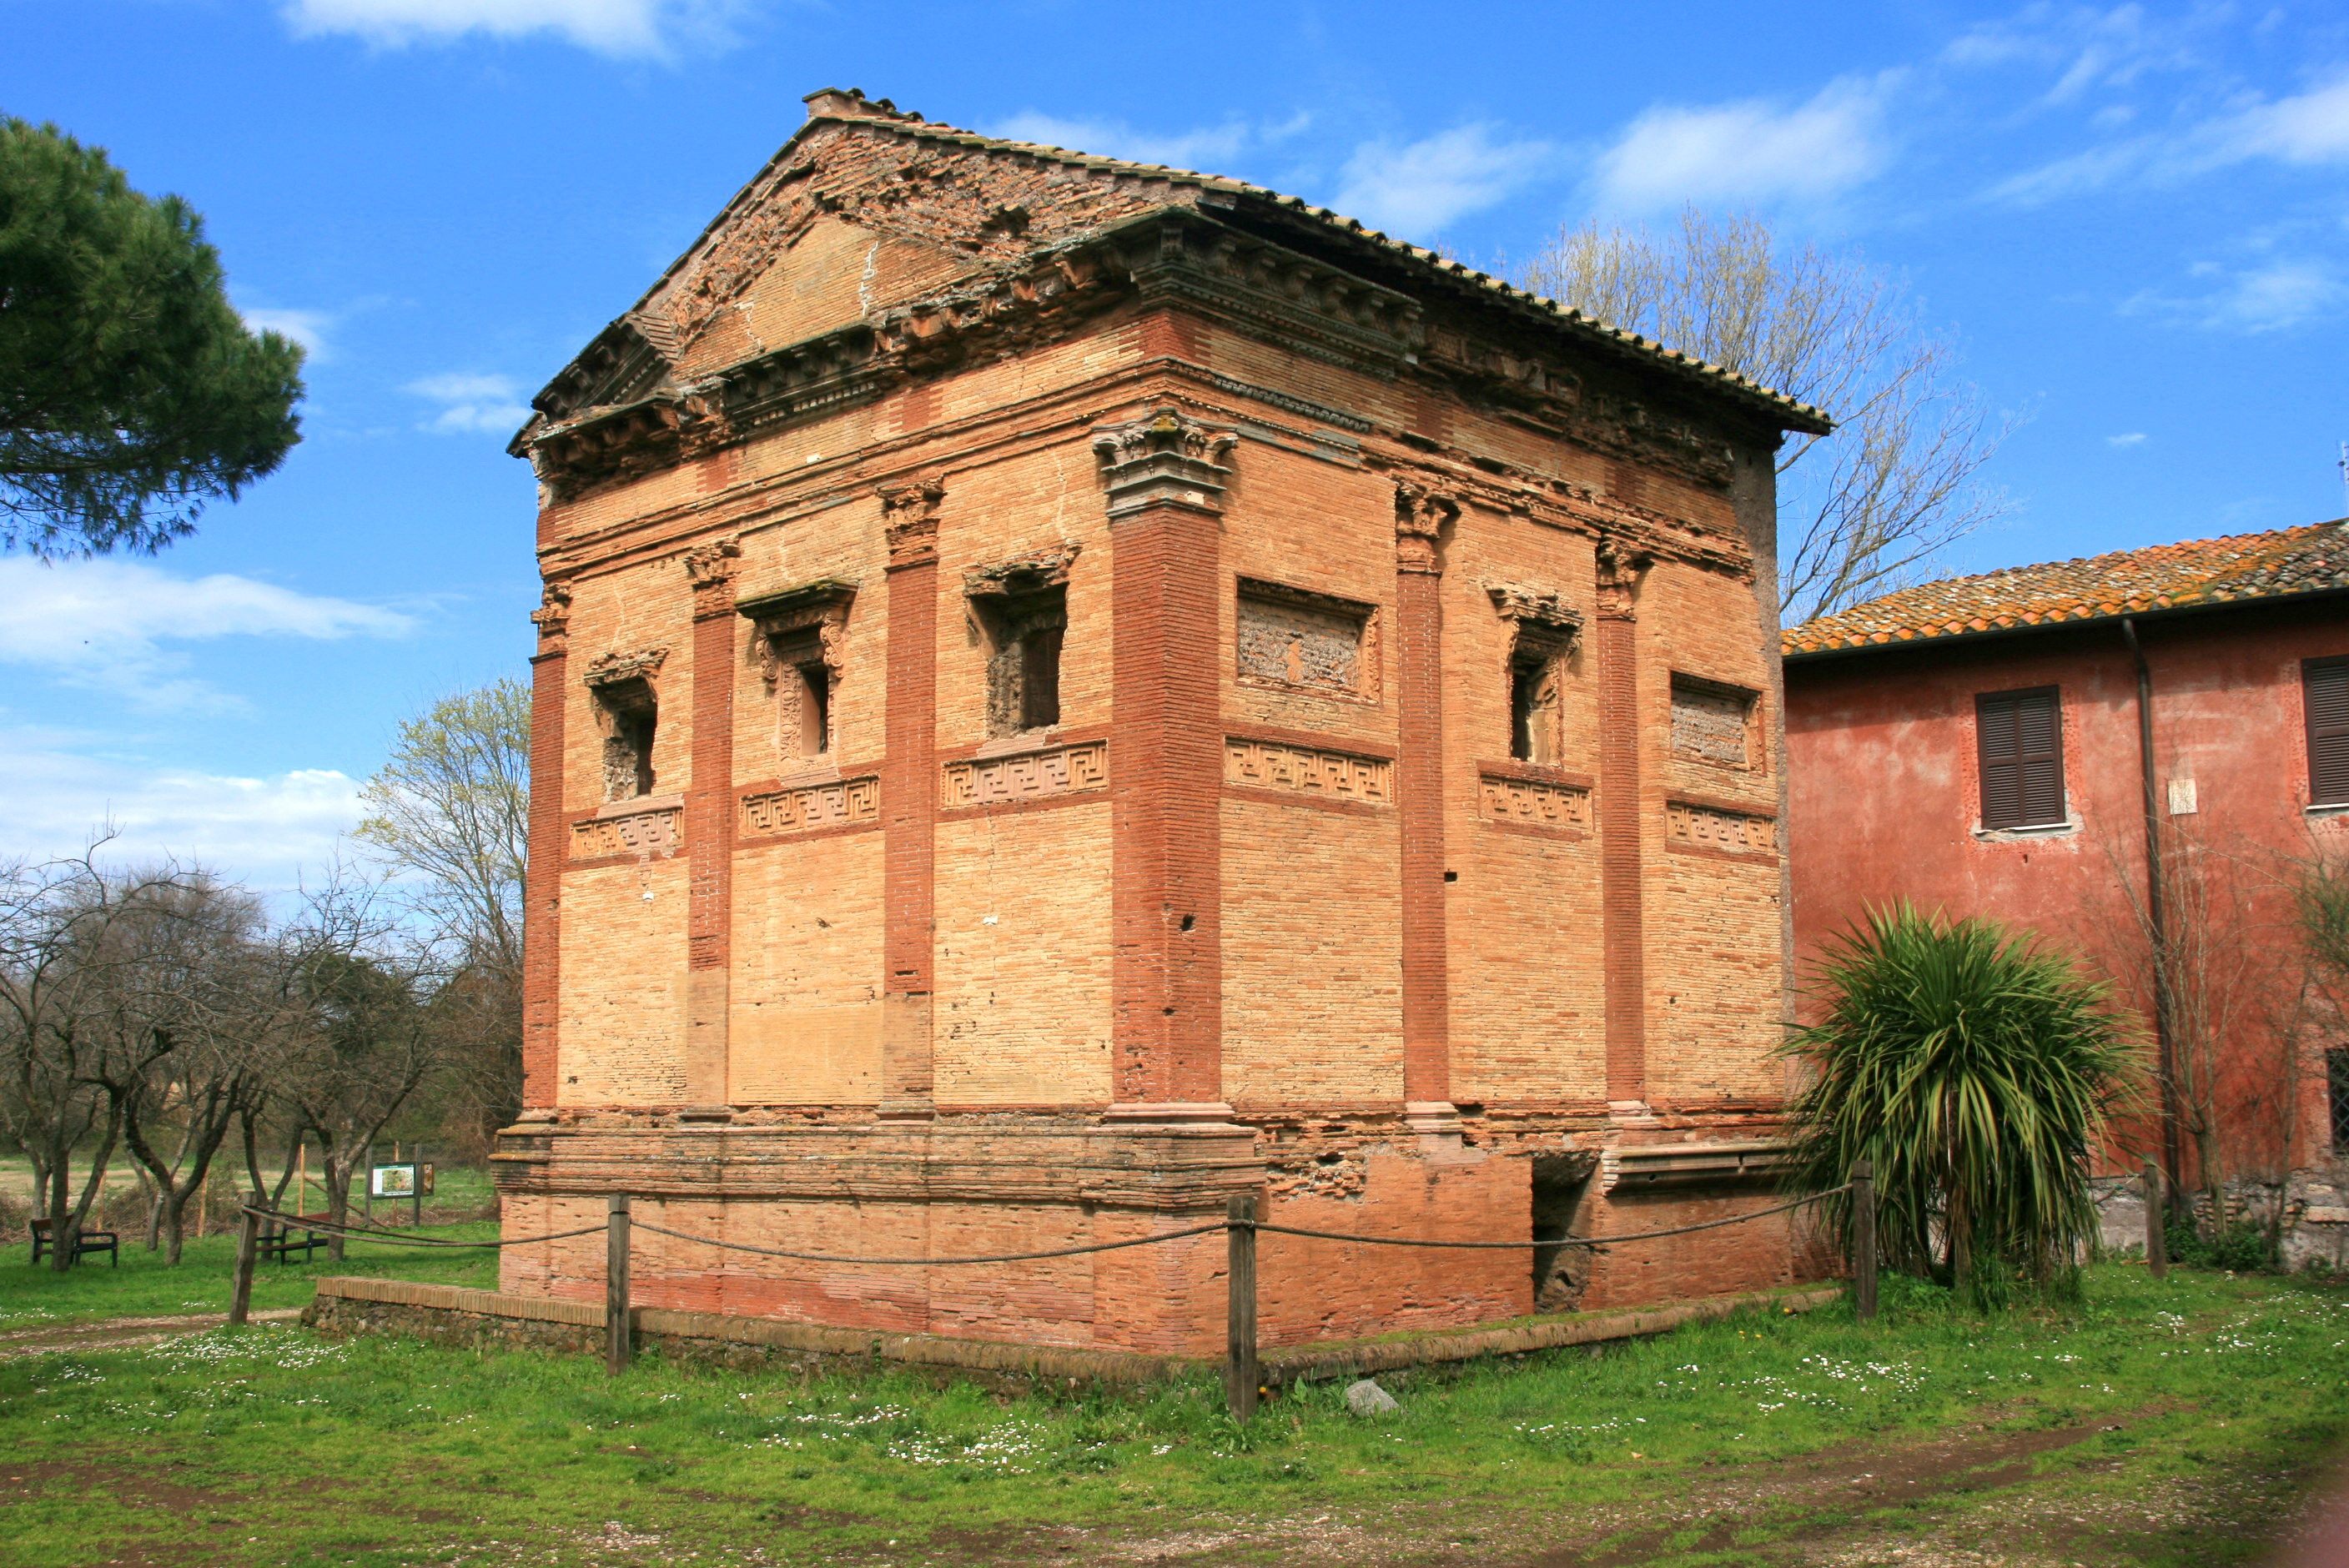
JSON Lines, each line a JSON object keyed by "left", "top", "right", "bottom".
{"left": 3, "top": 0, "right": 2345, "bottom": 890}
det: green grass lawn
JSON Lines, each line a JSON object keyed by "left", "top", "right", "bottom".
{"left": 2, "top": 1263, "right": 2345, "bottom": 1565}
{"left": 0, "top": 1222, "right": 499, "bottom": 1331}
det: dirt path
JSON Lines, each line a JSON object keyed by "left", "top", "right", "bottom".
{"left": 0, "top": 1309, "right": 302, "bottom": 1359}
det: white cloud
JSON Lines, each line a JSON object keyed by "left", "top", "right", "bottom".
{"left": 1330, "top": 125, "right": 1557, "bottom": 238}
{"left": 5, "top": 729, "right": 365, "bottom": 894}
{"left": 2205, "top": 72, "right": 2349, "bottom": 165}
{"left": 1589, "top": 77, "right": 1895, "bottom": 211}
{"left": 2107, "top": 431, "right": 2149, "bottom": 447}
{"left": 406, "top": 372, "right": 534, "bottom": 437}
{"left": 238, "top": 304, "right": 334, "bottom": 361}
{"left": 1992, "top": 70, "right": 2349, "bottom": 202}
{"left": 0, "top": 556, "right": 414, "bottom": 711}
{"left": 2123, "top": 256, "right": 2346, "bottom": 334}
{"left": 280, "top": 0, "right": 737, "bottom": 57}
{"left": 988, "top": 112, "right": 1267, "bottom": 176}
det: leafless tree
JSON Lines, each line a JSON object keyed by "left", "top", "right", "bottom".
{"left": 1515, "top": 209, "right": 2013, "bottom": 622}
{"left": 269, "top": 868, "right": 450, "bottom": 1259}
{"left": 2103, "top": 824, "right": 2299, "bottom": 1232}
{"left": 105, "top": 881, "right": 291, "bottom": 1262}
{"left": 356, "top": 679, "right": 526, "bottom": 1142}
{"left": 0, "top": 839, "right": 190, "bottom": 1269}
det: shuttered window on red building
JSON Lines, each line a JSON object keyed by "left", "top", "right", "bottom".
{"left": 1976, "top": 686, "right": 2065, "bottom": 830}
{"left": 2306, "top": 657, "right": 2349, "bottom": 807}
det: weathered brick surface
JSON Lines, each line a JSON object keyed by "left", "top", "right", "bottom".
{"left": 502, "top": 94, "right": 1829, "bottom": 1352}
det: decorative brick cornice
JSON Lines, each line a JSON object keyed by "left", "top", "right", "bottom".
{"left": 1486, "top": 582, "right": 1582, "bottom": 651}
{"left": 1394, "top": 483, "right": 1458, "bottom": 575}
{"left": 1091, "top": 406, "right": 1237, "bottom": 520}
{"left": 963, "top": 543, "right": 1079, "bottom": 598}
{"left": 583, "top": 647, "right": 668, "bottom": 689}
{"left": 736, "top": 578, "right": 858, "bottom": 691}
{"left": 880, "top": 477, "right": 945, "bottom": 569}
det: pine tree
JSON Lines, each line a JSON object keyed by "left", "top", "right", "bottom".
{"left": 0, "top": 118, "right": 304, "bottom": 557}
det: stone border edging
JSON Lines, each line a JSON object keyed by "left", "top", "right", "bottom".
{"left": 308, "top": 1275, "right": 1838, "bottom": 1385}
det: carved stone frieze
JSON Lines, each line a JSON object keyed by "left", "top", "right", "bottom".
{"left": 941, "top": 740, "right": 1108, "bottom": 809}
{"left": 1091, "top": 406, "right": 1237, "bottom": 520}
{"left": 1123, "top": 212, "right": 1422, "bottom": 373}
{"left": 571, "top": 804, "right": 682, "bottom": 862}
{"left": 739, "top": 776, "right": 879, "bottom": 839}
{"left": 1224, "top": 737, "right": 1392, "bottom": 805}
{"left": 1479, "top": 773, "right": 1591, "bottom": 832}
{"left": 1664, "top": 800, "right": 1776, "bottom": 857}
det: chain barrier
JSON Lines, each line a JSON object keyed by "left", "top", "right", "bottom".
{"left": 234, "top": 1204, "right": 604, "bottom": 1250}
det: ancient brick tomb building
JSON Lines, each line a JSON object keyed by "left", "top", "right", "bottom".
{"left": 495, "top": 89, "right": 1833, "bottom": 1354}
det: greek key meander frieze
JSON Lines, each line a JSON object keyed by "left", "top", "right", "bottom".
{"left": 1479, "top": 774, "right": 1591, "bottom": 831}
{"left": 1225, "top": 739, "right": 1393, "bottom": 805}
{"left": 738, "top": 776, "right": 879, "bottom": 840}
{"left": 940, "top": 741, "right": 1108, "bottom": 809}
{"left": 571, "top": 806, "right": 682, "bottom": 861}
{"left": 1666, "top": 800, "right": 1776, "bottom": 856}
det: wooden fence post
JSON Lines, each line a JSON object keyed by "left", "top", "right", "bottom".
{"left": 1225, "top": 1196, "right": 1258, "bottom": 1424}
{"left": 606, "top": 1195, "right": 633, "bottom": 1375}
{"left": 2145, "top": 1159, "right": 2168, "bottom": 1281}
{"left": 229, "top": 1197, "right": 260, "bottom": 1327}
{"left": 1850, "top": 1160, "right": 1878, "bottom": 1322}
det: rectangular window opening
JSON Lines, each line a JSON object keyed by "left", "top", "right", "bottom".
{"left": 2306, "top": 657, "right": 2349, "bottom": 807}
{"left": 595, "top": 681, "right": 657, "bottom": 802}
{"left": 1510, "top": 654, "right": 1559, "bottom": 765}
{"left": 1976, "top": 686, "right": 2065, "bottom": 831}
{"left": 979, "top": 585, "right": 1068, "bottom": 737}
{"left": 795, "top": 662, "right": 831, "bottom": 756}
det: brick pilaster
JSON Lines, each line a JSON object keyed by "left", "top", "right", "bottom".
{"left": 682, "top": 537, "right": 742, "bottom": 1111}
{"left": 1395, "top": 483, "right": 1458, "bottom": 1118}
{"left": 1597, "top": 540, "right": 1652, "bottom": 1108}
{"left": 521, "top": 582, "right": 571, "bottom": 1109}
{"left": 880, "top": 480, "right": 944, "bottom": 1118}
{"left": 1094, "top": 407, "right": 1235, "bottom": 1118}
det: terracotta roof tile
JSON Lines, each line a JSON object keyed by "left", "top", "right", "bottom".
{"left": 672, "top": 89, "right": 1832, "bottom": 434}
{"left": 1783, "top": 519, "right": 2349, "bottom": 657}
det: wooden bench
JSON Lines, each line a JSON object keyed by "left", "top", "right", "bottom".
{"left": 260, "top": 1213, "right": 330, "bottom": 1264}
{"left": 28, "top": 1218, "right": 118, "bottom": 1268}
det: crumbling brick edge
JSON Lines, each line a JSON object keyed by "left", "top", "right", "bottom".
{"left": 304, "top": 1275, "right": 1842, "bottom": 1390}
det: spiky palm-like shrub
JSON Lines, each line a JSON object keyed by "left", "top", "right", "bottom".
{"left": 1782, "top": 903, "right": 2140, "bottom": 1304}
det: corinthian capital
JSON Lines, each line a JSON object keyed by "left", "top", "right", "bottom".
{"left": 1394, "top": 482, "right": 1458, "bottom": 575}
{"left": 1090, "top": 405, "right": 1237, "bottom": 520}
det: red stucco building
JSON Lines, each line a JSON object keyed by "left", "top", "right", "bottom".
{"left": 1783, "top": 520, "right": 2349, "bottom": 1259}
